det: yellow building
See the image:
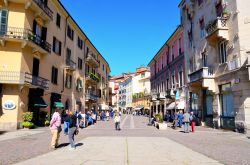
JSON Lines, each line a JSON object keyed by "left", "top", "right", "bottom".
{"left": 0, "top": 0, "right": 110, "bottom": 130}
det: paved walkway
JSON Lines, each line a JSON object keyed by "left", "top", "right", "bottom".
{"left": 15, "top": 137, "right": 222, "bottom": 165}
{"left": 1, "top": 115, "right": 250, "bottom": 165}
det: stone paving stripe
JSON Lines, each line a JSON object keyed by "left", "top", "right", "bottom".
{"left": 0, "top": 130, "right": 44, "bottom": 142}
{"left": 14, "top": 137, "right": 223, "bottom": 165}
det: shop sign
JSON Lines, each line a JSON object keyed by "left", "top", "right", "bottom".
{"left": 2, "top": 100, "right": 16, "bottom": 110}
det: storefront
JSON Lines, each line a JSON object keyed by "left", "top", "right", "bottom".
{"left": 50, "top": 93, "right": 64, "bottom": 117}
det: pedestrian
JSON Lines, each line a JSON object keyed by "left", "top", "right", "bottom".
{"left": 178, "top": 111, "right": 183, "bottom": 128}
{"left": 106, "top": 111, "right": 110, "bottom": 121}
{"left": 172, "top": 112, "right": 178, "bottom": 129}
{"left": 114, "top": 112, "right": 121, "bottom": 131}
{"left": 79, "top": 111, "right": 86, "bottom": 128}
{"left": 190, "top": 111, "right": 196, "bottom": 132}
{"left": 66, "top": 111, "right": 79, "bottom": 150}
{"left": 49, "top": 108, "right": 62, "bottom": 149}
{"left": 183, "top": 111, "right": 191, "bottom": 133}
{"left": 165, "top": 112, "right": 170, "bottom": 123}
{"left": 62, "top": 109, "right": 69, "bottom": 135}
{"left": 101, "top": 111, "right": 105, "bottom": 121}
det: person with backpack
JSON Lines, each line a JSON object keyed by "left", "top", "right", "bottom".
{"left": 64, "top": 111, "right": 79, "bottom": 150}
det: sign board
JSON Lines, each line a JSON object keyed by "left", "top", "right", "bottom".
{"left": 2, "top": 100, "right": 16, "bottom": 110}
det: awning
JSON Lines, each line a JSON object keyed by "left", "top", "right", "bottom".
{"left": 134, "top": 105, "right": 144, "bottom": 111}
{"left": 30, "top": 96, "right": 48, "bottom": 108}
{"left": 54, "top": 102, "right": 64, "bottom": 108}
{"left": 177, "top": 101, "right": 185, "bottom": 109}
{"left": 166, "top": 102, "right": 176, "bottom": 110}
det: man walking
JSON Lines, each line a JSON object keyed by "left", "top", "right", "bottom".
{"left": 183, "top": 111, "right": 191, "bottom": 133}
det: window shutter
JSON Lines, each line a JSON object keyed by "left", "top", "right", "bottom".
{"left": 41, "top": 27, "right": 47, "bottom": 41}
{"left": 55, "top": 68, "right": 58, "bottom": 84}
{"left": 51, "top": 67, "right": 54, "bottom": 83}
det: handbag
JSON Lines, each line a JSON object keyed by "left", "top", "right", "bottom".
{"left": 74, "top": 129, "right": 79, "bottom": 135}
{"left": 57, "top": 125, "right": 62, "bottom": 133}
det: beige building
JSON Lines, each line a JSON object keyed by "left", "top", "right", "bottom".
{"left": 179, "top": 0, "right": 250, "bottom": 132}
{"left": 0, "top": 0, "right": 110, "bottom": 130}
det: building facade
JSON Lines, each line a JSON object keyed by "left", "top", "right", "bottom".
{"left": 0, "top": 0, "right": 110, "bottom": 130}
{"left": 149, "top": 26, "right": 186, "bottom": 118}
{"left": 179, "top": 0, "right": 250, "bottom": 131}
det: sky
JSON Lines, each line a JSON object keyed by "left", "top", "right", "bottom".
{"left": 60, "top": 0, "right": 180, "bottom": 76}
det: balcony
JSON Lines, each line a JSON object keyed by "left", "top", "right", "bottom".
{"left": 189, "top": 67, "right": 214, "bottom": 83}
{"left": 25, "top": 0, "right": 53, "bottom": 22}
{"left": 0, "top": 27, "right": 51, "bottom": 54}
{"left": 65, "top": 59, "right": 76, "bottom": 71}
{"left": 205, "top": 17, "right": 229, "bottom": 44}
{"left": 0, "top": 71, "right": 49, "bottom": 89}
{"left": 150, "top": 90, "right": 158, "bottom": 102}
{"left": 85, "top": 93, "right": 98, "bottom": 102}
{"left": 85, "top": 72, "right": 100, "bottom": 84}
{"left": 24, "top": 72, "right": 49, "bottom": 89}
{"left": 157, "top": 92, "right": 166, "bottom": 100}
{"left": 86, "top": 54, "right": 100, "bottom": 68}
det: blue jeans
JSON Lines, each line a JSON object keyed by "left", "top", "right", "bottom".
{"left": 64, "top": 122, "right": 69, "bottom": 134}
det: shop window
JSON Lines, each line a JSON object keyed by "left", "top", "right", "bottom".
{"left": 220, "top": 84, "right": 234, "bottom": 117}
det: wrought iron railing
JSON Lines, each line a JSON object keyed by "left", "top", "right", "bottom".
{"left": 85, "top": 72, "right": 100, "bottom": 82}
{"left": 0, "top": 71, "right": 49, "bottom": 89}
{"left": 24, "top": 72, "right": 49, "bottom": 89}
{"left": 65, "top": 59, "right": 76, "bottom": 70}
{"left": 86, "top": 54, "right": 100, "bottom": 66}
{"left": 205, "top": 17, "right": 228, "bottom": 36}
{"left": 0, "top": 27, "right": 51, "bottom": 53}
{"left": 189, "top": 67, "right": 214, "bottom": 83}
{"left": 33, "top": 0, "right": 53, "bottom": 20}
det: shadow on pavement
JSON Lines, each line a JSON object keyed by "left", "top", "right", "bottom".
{"left": 0, "top": 131, "right": 7, "bottom": 135}
{"left": 56, "top": 143, "right": 69, "bottom": 148}
{"left": 75, "top": 143, "right": 84, "bottom": 147}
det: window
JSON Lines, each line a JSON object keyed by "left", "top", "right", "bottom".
{"left": 53, "top": 37, "right": 61, "bottom": 55}
{"left": 199, "top": 18, "right": 205, "bottom": 38}
{"left": 202, "top": 51, "right": 207, "bottom": 67}
{"left": 51, "top": 66, "right": 58, "bottom": 84}
{"left": 76, "top": 79, "right": 83, "bottom": 92}
{"left": 78, "top": 58, "right": 82, "bottom": 70}
{"left": 171, "top": 45, "right": 174, "bottom": 61}
{"left": 166, "top": 78, "right": 169, "bottom": 90}
{"left": 178, "top": 38, "right": 182, "bottom": 56}
{"left": 77, "top": 37, "right": 83, "bottom": 49}
{"left": 56, "top": 13, "right": 61, "bottom": 28}
{"left": 141, "top": 73, "right": 145, "bottom": 78}
{"left": 67, "top": 25, "right": 74, "bottom": 40}
{"left": 66, "top": 48, "right": 71, "bottom": 64}
{"left": 205, "top": 91, "right": 213, "bottom": 115}
{"left": 178, "top": 70, "right": 183, "bottom": 87}
{"left": 102, "top": 64, "right": 105, "bottom": 71}
{"left": 0, "top": 9, "right": 8, "bottom": 35}
{"left": 171, "top": 73, "right": 175, "bottom": 89}
{"left": 166, "top": 52, "right": 169, "bottom": 64}
{"left": 65, "top": 73, "right": 72, "bottom": 88}
{"left": 219, "top": 41, "right": 227, "bottom": 63}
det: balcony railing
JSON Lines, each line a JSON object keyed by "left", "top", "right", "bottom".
{"left": 157, "top": 92, "right": 166, "bottom": 100}
{"left": 85, "top": 72, "right": 100, "bottom": 82}
{"left": 24, "top": 72, "right": 49, "bottom": 89}
{"left": 32, "top": 0, "right": 53, "bottom": 20}
{"left": 65, "top": 59, "right": 76, "bottom": 71}
{"left": 0, "top": 27, "right": 51, "bottom": 53}
{"left": 189, "top": 67, "right": 214, "bottom": 83}
{"left": 205, "top": 17, "right": 228, "bottom": 42}
{"left": 86, "top": 93, "right": 98, "bottom": 102}
{"left": 0, "top": 71, "right": 49, "bottom": 89}
{"left": 86, "top": 54, "right": 100, "bottom": 67}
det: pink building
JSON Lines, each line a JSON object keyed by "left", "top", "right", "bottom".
{"left": 148, "top": 25, "right": 186, "bottom": 117}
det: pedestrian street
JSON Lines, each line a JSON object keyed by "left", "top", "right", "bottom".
{"left": 9, "top": 115, "right": 250, "bottom": 165}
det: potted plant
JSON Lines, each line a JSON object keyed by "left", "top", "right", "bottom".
{"left": 44, "top": 120, "right": 50, "bottom": 127}
{"left": 155, "top": 113, "right": 167, "bottom": 130}
{"left": 22, "top": 112, "right": 34, "bottom": 129}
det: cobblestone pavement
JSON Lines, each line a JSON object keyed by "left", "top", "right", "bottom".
{"left": 1, "top": 115, "right": 250, "bottom": 165}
